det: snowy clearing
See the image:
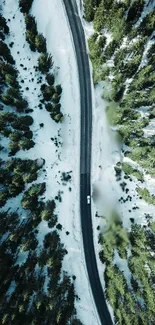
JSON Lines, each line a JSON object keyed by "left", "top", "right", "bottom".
{"left": 1, "top": 0, "right": 101, "bottom": 323}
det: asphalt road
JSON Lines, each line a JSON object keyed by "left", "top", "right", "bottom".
{"left": 63, "top": 1, "right": 113, "bottom": 324}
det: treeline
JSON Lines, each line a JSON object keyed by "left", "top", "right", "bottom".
{"left": 86, "top": 0, "right": 155, "bottom": 177}
{"left": 0, "top": 14, "right": 34, "bottom": 158}
{"left": 84, "top": 1, "right": 155, "bottom": 324}
{"left": 0, "top": 158, "right": 42, "bottom": 207}
{"left": 22, "top": 2, "right": 63, "bottom": 123}
{"left": 0, "top": 113, "right": 34, "bottom": 155}
{"left": 0, "top": 26, "right": 29, "bottom": 113}
{"left": 19, "top": 0, "right": 34, "bottom": 14}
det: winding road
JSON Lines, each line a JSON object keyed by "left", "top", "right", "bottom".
{"left": 63, "top": 1, "right": 113, "bottom": 325}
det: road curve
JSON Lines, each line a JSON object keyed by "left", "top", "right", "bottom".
{"left": 63, "top": 1, "right": 113, "bottom": 325}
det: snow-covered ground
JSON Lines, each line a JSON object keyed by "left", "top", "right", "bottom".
{"left": 113, "top": 249, "right": 132, "bottom": 289}
{"left": 1, "top": 0, "right": 101, "bottom": 324}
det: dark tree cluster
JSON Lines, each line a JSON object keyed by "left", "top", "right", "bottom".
{"left": 0, "top": 13, "right": 9, "bottom": 39}
{"left": 23, "top": 11, "right": 63, "bottom": 122}
{"left": 0, "top": 41, "right": 15, "bottom": 64}
{"left": 0, "top": 197, "right": 81, "bottom": 324}
{"left": 0, "top": 158, "right": 42, "bottom": 207}
{"left": 126, "top": 0, "right": 145, "bottom": 26}
{"left": 21, "top": 182, "right": 46, "bottom": 210}
{"left": 25, "top": 14, "right": 47, "bottom": 53}
{"left": 40, "top": 83, "right": 63, "bottom": 122}
{"left": 0, "top": 45, "right": 28, "bottom": 113}
{"left": 84, "top": 0, "right": 101, "bottom": 21}
{"left": 19, "top": 0, "right": 34, "bottom": 14}
{"left": 147, "top": 43, "right": 155, "bottom": 66}
{"left": 1, "top": 85, "right": 28, "bottom": 111}
{"left": 25, "top": 14, "right": 37, "bottom": 51}
{"left": 0, "top": 112, "right": 35, "bottom": 154}
{"left": 136, "top": 9, "right": 155, "bottom": 37}
{"left": 38, "top": 53, "right": 53, "bottom": 73}
{"left": 93, "top": 0, "right": 128, "bottom": 39}
{"left": 0, "top": 60, "right": 18, "bottom": 87}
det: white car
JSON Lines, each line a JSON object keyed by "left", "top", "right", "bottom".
{"left": 87, "top": 195, "right": 91, "bottom": 204}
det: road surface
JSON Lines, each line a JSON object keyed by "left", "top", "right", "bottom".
{"left": 63, "top": 1, "right": 113, "bottom": 324}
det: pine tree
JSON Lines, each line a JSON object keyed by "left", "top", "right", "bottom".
{"left": 26, "top": 30, "right": 36, "bottom": 51}
{"left": 0, "top": 41, "right": 15, "bottom": 64}
{"left": 84, "top": 0, "right": 102, "bottom": 21}
{"left": 35, "top": 34, "right": 46, "bottom": 53}
{"left": 94, "top": 0, "right": 105, "bottom": 31}
{"left": 0, "top": 14, "right": 9, "bottom": 34}
{"left": 19, "top": 138, "right": 35, "bottom": 150}
{"left": 0, "top": 191, "right": 8, "bottom": 207}
{"left": 38, "top": 53, "right": 53, "bottom": 73}
{"left": 46, "top": 73, "right": 55, "bottom": 86}
{"left": 127, "top": 0, "right": 145, "bottom": 25}
{"left": 19, "top": 0, "right": 33, "bottom": 14}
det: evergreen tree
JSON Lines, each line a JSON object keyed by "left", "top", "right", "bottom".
{"left": 0, "top": 41, "right": 15, "bottom": 64}
{"left": 46, "top": 73, "right": 55, "bottom": 86}
{"left": 35, "top": 34, "right": 46, "bottom": 53}
{"left": 15, "top": 99, "right": 28, "bottom": 111}
{"left": 38, "top": 53, "right": 53, "bottom": 73}
{"left": 0, "top": 14, "right": 9, "bottom": 34}
{"left": 84, "top": 0, "right": 102, "bottom": 21}
{"left": 26, "top": 30, "right": 36, "bottom": 51}
{"left": 19, "top": 0, "right": 33, "bottom": 14}
{"left": 42, "top": 85, "right": 55, "bottom": 101}
{"left": 5, "top": 74, "right": 17, "bottom": 86}
{"left": 94, "top": 0, "right": 105, "bottom": 31}
{"left": 127, "top": 0, "right": 145, "bottom": 25}
{"left": 138, "top": 9, "right": 155, "bottom": 36}
{"left": 52, "top": 93, "right": 60, "bottom": 104}
{"left": 19, "top": 138, "right": 35, "bottom": 150}
{"left": 0, "top": 191, "right": 8, "bottom": 207}
{"left": 55, "top": 84, "right": 62, "bottom": 95}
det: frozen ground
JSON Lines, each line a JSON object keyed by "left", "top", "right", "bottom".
{"left": 1, "top": 0, "right": 101, "bottom": 323}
